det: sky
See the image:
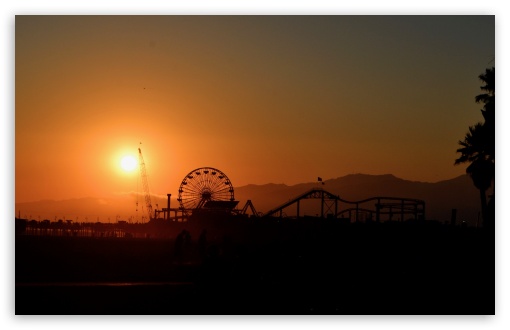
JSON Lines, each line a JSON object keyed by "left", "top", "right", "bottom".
{"left": 4, "top": 1, "right": 509, "bottom": 329}
{"left": 15, "top": 15, "right": 495, "bottom": 204}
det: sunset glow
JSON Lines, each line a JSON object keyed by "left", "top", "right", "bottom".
{"left": 120, "top": 155, "right": 137, "bottom": 172}
{"left": 15, "top": 15, "right": 495, "bottom": 221}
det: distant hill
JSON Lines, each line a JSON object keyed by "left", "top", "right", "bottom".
{"left": 235, "top": 174, "right": 482, "bottom": 226}
{"left": 16, "top": 174, "right": 483, "bottom": 226}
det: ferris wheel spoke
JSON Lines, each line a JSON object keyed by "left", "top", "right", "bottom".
{"left": 181, "top": 192, "right": 198, "bottom": 200}
{"left": 202, "top": 174, "right": 220, "bottom": 192}
{"left": 196, "top": 176, "right": 210, "bottom": 191}
{"left": 201, "top": 175, "right": 213, "bottom": 191}
{"left": 208, "top": 177, "right": 226, "bottom": 193}
{"left": 211, "top": 185, "right": 231, "bottom": 195}
{"left": 205, "top": 173, "right": 220, "bottom": 191}
{"left": 182, "top": 192, "right": 201, "bottom": 201}
{"left": 183, "top": 196, "right": 201, "bottom": 208}
{"left": 216, "top": 183, "right": 232, "bottom": 197}
{"left": 196, "top": 177, "right": 209, "bottom": 192}
{"left": 185, "top": 177, "right": 202, "bottom": 192}
{"left": 182, "top": 190, "right": 201, "bottom": 198}
{"left": 188, "top": 182, "right": 205, "bottom": 196}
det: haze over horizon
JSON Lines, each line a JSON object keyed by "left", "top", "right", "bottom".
{"left": 17, "top": 171, "right": 465, "bottom": 204}
{"left": 15, "top": 172, "right": 481, "bottom": 225}
{"left": 16, "top": 15, "right": 494, "bottom": 204}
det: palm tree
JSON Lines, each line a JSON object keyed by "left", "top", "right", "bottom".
{"left": 475, "top": 67, "right": 495, "bottom": 116}
{"left": 455, "top": 67, "right": 495, "bottom": 228}
{"left": 476, "top": 67, "right": 495, "bottom": 160}
{"left": 455, "top": 123, "right": 494, "bottom": 228}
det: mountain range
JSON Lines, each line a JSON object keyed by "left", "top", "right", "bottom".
{"left": 15, "top": 174, "right": 483, "bottom": 226}
{"left": 235, "top": 174, "right": 482, "bottom": 225}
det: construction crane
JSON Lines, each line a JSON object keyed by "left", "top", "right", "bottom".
{"left": 138, "top": 147, "right": 153, "bottom": 221}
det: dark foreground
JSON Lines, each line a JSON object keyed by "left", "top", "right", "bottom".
{"left": 15, "top": 219, "right": 494, "bottom": 315}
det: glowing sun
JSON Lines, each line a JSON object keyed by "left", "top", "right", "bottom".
{"left": 120, "top": 155, "right": 137, "bottom": 172}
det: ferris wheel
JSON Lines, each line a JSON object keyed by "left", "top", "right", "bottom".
{"left": 177, "top": 167, "right": 235, "bottom": 213}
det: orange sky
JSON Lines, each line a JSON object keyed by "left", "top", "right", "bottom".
{"left": 15, "top": 15, "right": 494, "bottom": 205}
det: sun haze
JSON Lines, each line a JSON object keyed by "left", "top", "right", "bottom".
{"left": 120, "top": 155, "right": 137, "bottom": 172}
{"left": 15, "top": 15, "right": 494, "bottom": 216}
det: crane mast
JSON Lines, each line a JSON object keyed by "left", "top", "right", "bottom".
{"left": 138, "top": 147, "right": 153, "bottom": 221}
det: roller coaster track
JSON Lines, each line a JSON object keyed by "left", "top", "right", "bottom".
{"left": 262, "top": 188, "right": 425, "bottom": 222}
{"left": 238, "top": 200, "right": 261, "bottom": 217}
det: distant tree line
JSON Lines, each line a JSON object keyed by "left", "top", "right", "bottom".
{"left": 455, "top": 67, "right": 495, "bottom": 228}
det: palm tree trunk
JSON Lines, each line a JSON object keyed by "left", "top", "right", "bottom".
{"left": 479, "top": 188, "right": 488, "bottom": 228}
